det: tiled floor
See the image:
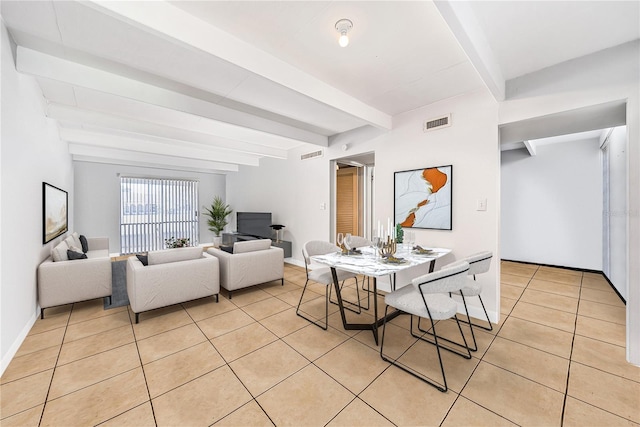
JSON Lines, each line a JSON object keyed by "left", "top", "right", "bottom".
{"left": 1, "top": 261, "right": 638, "bottom": 426}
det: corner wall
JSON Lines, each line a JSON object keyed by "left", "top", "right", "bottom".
{"left": 1, "top": 23, "right": 74, "bottom": 374}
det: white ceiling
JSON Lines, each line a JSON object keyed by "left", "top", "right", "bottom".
{"left": 1, "top": 1, "right": 638, "bottom": 174}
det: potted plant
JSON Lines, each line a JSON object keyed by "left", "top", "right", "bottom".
{"left": 202, "top": 196, "right": 232, "bottom": 245}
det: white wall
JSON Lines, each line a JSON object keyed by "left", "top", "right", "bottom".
{"left": 228, "top": 89, "right": 501, "bottom": 322}
{"left": 607, "top": 126, "right": 628, "bottom": 299}
{"left": 1, "top": 23, "right": 74, "bottom": 374}
{"left": 73, "top": 162, "right": 226, "bottom": 253}
{"left": 501, "top": 139, "right": 603, "bottom": 269}
{"left": 499, "top": 40, "right": 640, "bottom": 365}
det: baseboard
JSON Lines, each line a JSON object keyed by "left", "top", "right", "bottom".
{"left": 285, "top": 258, "right": 305, "bottom": 268}
{"left": 0, "top": 306, "right": 39, "bottom": 377}
{"left": 502, "top": 259, "right": 626, "bottom": 305}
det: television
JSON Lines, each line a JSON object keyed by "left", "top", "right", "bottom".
{"left": 236, "top": 212, "right": 272, "bottom": 239}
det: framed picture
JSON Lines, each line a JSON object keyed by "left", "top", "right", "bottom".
{"left": 394, "top": 165, "right": 452, "bottom": 230}
{"left": 43, "top": 182, "right": 68, "bottom": 243}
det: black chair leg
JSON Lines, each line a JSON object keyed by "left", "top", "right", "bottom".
{"left": 329, "top": 277, "right": 362, "bottom": 314}
{"left": 215, "top": 294, "right": 219, "bottom": 303}
{"left": 296, "top": 279, "right": 328, "bottom": 330}
{"left": 41, "top": 308, "right": 44, "bottom": 320}
{"left": 135, "top": 312, "right": 140, "bottom": 324}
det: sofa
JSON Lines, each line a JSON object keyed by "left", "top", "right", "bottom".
{"left": 207, "top": 239, "right": 284, "bottom": 298}
{"left": 37, "top": 232, "right": 112, "bottom": 318}
{"left": 126, "top": 246, "right": 220, "bottom": 323}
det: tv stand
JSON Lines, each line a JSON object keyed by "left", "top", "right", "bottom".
{"left": 222, "top": 232, "right": 292, "bottom": 257}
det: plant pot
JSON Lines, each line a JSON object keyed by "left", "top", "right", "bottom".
{"left": 213, "top": 236, "right": 222, "bottom": 247}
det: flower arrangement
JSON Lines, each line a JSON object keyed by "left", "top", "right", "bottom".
{"left": 165, "top": 237, "right": 190, "bottom": 248}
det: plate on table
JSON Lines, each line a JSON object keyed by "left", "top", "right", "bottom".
{"left": 381, "top": 256, "right": 407, "bottom": 265}
{"left": 412, "top": 247, "right": 434, "bottom": 256}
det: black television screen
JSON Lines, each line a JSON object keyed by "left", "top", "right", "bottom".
{"left": 237, "top": 212, "right": 272, "bottom": 239}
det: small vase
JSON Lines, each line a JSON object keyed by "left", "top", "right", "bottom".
{"left": 213, "top": 236, "right": 222, "bottom": 247}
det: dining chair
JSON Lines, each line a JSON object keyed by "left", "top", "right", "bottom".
{"left": 380, "top": 261, "right": 471, "bottom": 392}
{"left": 450, "top": 251, "right": 493, "bottom": 351}
{"left": 339, "top": 235, "right": 372, "bottom": 310}
{"left": 296, "top": 240, "right": 361, "bottom": 330}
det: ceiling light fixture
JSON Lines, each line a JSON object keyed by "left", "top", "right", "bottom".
{"left": 335, "top": 19, "right": 353, "bottom": 47}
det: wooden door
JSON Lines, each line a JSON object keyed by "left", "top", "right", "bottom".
{"left": 337, "top": 167, "right": 359, "bottom": 236}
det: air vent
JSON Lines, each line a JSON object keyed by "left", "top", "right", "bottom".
{"left": 423, "top": 114, "right": 452, "bottom": 132}
{"left": 301, "top": 149, "right": 323, "bottom": 160}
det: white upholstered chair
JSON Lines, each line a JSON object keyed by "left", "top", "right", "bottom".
{"left": 380, "top": 261, "right": 471, "bottom": 392}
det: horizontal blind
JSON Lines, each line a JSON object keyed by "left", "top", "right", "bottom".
{"left": 120, "top": 177, "right": 199, "bottom": 254}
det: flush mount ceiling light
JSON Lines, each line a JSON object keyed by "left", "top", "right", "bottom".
{"left": 335, "top": 19, "right": 353, "bottom": 47}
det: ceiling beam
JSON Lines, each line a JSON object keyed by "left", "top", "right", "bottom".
{"left": 434, "top": 1, "right": 506, "bottom": 101}
{"left": 84, "top": 0, "right": 393, "bottom": 130}
{"left": 523, "top": 140, "right": 537, "bottom": 156}
{"left": 16, "top": 46, "right": 328, "bottom": 147}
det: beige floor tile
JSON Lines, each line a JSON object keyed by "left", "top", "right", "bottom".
{"left": 533, "top": 269, "right": 582, "bottom": 286}
{"left": 275, "top": 288, "right": 305, "bottom": 306}
{"left": 99, "top": 402, "right": 156, "bottom": 427}
{"left": 152, "top": 365, "right": 252, "bottom": 426}
{"left": 144, "top": 341, "right": 225, "bottom": 398}
{"left": 501, "top": 296, "right": 517, "bottom": 315}
{"left": 327, "top": 397, "right": 394, "bottom": 426}
{"left": 575, "top": 315, "right": 626, "bottom": 347}
{"left": 326, "top": 309, "right": 368, "bottom": 336}
{"left": 563, "top": 396, "right": 640, "bottom": 427}
{"left": 0, "top": 370, "right": 53, "bottom": 419}
{"left": 69, "top": 299, "right": 126, "bottom": 324}
{"left": 581, "top": 274, "right": 612, "bottom": 290}
{"left": 568, "top": 362, "right": 640, "bottom": 423}
{"left": 483, "top": 336, "right": 569, "bottom": 392}
{"left": 500, "top": 263, "right": 537, "bottom": 278}
{"left": 212, "top": 322, "right": 278, "bottom": 362}
{"left": 354, "top": 321, "right": 418, "bottom": 359}
{"left": 40, "top": 368, "right": 148, "bottom": 426}
{"left": 500, "top": 273, "right": 531, "bottom": 287}
{"left": 197, "top": 308, "right": 256, "bottom": 339}
{"left": 433, "top": 318, "right": 496, "bottom": 356}
{"left": 229, "top": 340, "right": 309, "bottom": 396}
{"left": 0, "top": 405, "right": 43, "bottom": 427}
{"left": 214, "top": 400, "right": 273, "bottom": 426}
{"left": 182, "top": 296, "right": 236, "bottom": 322}
{"left": 64, "top": 310, "right": 131, "bottom": 343}
{"left": 520, "top": 288, "right": 578, "bottom": 313}
{"left": 131, "top": 305, "right": 192, "bottom": 340}
{"left": 511, "top": 301, "right": 576, "bottom": 333}
{"left": 260, "top": 307, "right": 311, "bottom": 337}
{"left": 29, "top": 311, "right": 70, "bottom": 335}
{"left": 48, "top": 342, "right": 140, "bottom": 399}
{"left": 15, "top": 327, "right": 64, "bottom": 358}
{"left": 498, "top": 316, "right": 573, "bottom": 358}
{"left": 283, "top": 324, "right": 349, "bottom": 361}
{"left": 528, "top": 279, "right": 581, "bottom": 298}
{"left": 360, "top": 365, "right": 457, "bottom": 426}
{"left": 241, "top": 296, "right": 291, "bottom": 320}
{"left": 257, "top": 364, "right": 355, "bottom": 426}
{"left": 57, "top": 324, "right": 134, "bottom": 365}
{"left": 1, "top": 345, "right": 59, "bottom": 384}
{"left": 259, "top": 279, "right": 299, "bottom": 297}
{"left": 396, "top": 336, "right": 480, "bottom": 393}
{"left": 227, "top": 287, "right": 273, "bottom": 307}
{"left": 580, "top": 287, "right": 625, "bottom": 307}
{"left": 461, "top": 362, "right": 564, "bottom": 426}
{"left": 441, "top": 396, "right": 518, "bottom": 427}
{"left": 501, "top": 283, "right": 525, "bottom": 300}
{"left": 137, "top": 323, "right": 207, "bottom": 364}
{"left": 539, "top": 265, "right": 582, "bottom": 276}
{"left": 572, "top": 335, "right": 640, "bottom": 382}
{"left": 315, "top": 338, "right": 390, "bottom": 394}
{"left": 579, "top": 299, "right": 626, "bottom": 325}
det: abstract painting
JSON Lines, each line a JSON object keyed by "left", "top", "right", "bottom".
{"left": 394, "top": 165, "right": 452, "bottom": 230}
{"left": 43, "top": 182, "right": 68, "bottom": 243}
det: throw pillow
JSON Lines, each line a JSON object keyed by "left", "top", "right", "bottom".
{"left": 67, "top": 249, "right": 88, "bottom": 260}
{"left": 79, "top": 235, "right": 89, "bottom": 253}
{"left": 220, "top": 245, "right": 234, "bottom": 254}
{"left": 51, "top": 241, "right": 69, "bottom": 262}
{"left": 136, "top": 254, "right": 149, "bottom": 266}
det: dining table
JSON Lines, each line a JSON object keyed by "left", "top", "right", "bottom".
{"left": 311, "top": 245, "right": 452, "bottom": 345}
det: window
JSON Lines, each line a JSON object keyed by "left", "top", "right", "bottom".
{"left": 120, "top": 177, "right": 199, "bottom": 253}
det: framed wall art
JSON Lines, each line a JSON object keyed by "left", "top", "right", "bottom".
{"left": 43, "top": 182, "right": 68, "bottom": 243}
{"left": 394, "top": 165, "right": 452, "bottom": 230}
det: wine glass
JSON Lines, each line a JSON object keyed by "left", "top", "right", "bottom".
{"left": 344, "top": 233, "right": 352, "bottom": 252}
{"left": 372, "top": 236, "right": 381, "bottom": 258}
{"left": 336, "top": 233, "right": 344, "bottom": 249}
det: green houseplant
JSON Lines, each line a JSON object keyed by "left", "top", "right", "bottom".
{"left": 203, "top": 196, "right": 233, "bottom": 241}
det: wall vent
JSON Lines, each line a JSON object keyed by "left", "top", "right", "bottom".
{"left": 423, "top": 114, "right": 452, "bottom": 132}
{"left": 301, "top": 149, "right": 323, "bottom": 160}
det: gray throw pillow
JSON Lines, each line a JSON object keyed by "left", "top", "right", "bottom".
{"left": 136, "top": 254, "right": 149, "bottom": 266}
{"left": 67, "top": 250, "right": 88, "bottom": 260}
{"left": 79, "top": 235, "right": 89, "bottom": 253}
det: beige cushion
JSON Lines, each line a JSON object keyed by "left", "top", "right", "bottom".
{"left": 64, "top": 236, "right": 75, "bottom": 249}
{"left": 69, "top": 245, "right": 83, "bottom": 253}
{"left": 71, "top": 232, "right": 82, "bottom": 249}
{"left": 148, "top": 246, "right": 203, "bottom": 265}
{"left": 51, "top": 241, "right": 69, "bottom": 262}
{"left": 233, "top": 239, "right": 272, "bottom": 254}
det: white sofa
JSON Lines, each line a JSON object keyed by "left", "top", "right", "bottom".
{"left": 126, "top": 246, "right": 220, "bottom": 323}
{"left": 37, "top": 233, "right": 112, "bottom": 318}
{"left": 207, "top": 239, "right": 284, "bottom": 298}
